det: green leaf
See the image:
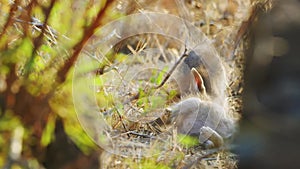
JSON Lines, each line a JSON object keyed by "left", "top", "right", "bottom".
{"left": 150, "top": 95, "right": 166, "bottom": 109}
{"left": 64, "top": 120, "right": 97, "bottom": 154}
{"left": 156, "top": 67, "right": 167, "bottom": 85}
{"left": 41, "top": 114, "right": 56, "bottom": 146}
{"left": 115, "top": 53, "right": 128, "bottom": 63}
{"left": 177, "top": 134, "right": 199, "bottom": 148}
{"left": 168, "top": 89, "right": 178, "bottom": 100}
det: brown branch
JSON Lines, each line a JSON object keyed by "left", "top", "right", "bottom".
{"left": 0, "top": 0, "right": 20, "bottom": 47}
{"left": 56, "top": 0, "right": 114, "bottom": 84}
{"left": 115, "top": 108, "right": 130, "bottom": 138}
{"left": 23, "top": 0, "right": 56, "bottom": 78}
{"left": 154, "top": 48, "right": 188, "bottom": 89}
{"left": 23, "top": 0, "right": 36, "bottom": 37}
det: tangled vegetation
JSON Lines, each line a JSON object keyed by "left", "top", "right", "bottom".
{"left": 0, "top": 0, "right": 272, "bottom": 168}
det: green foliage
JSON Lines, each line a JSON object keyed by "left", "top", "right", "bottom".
{"left": 156, "top": 67, "right": 168, "bottom": 85}
{"left": 1, "top": 37, "right": 32, "bottom": 64}
{"left": 50, "top": 71, "right": 97, "bottom": 154}
{"left": 123, "top": 152, "right": 172, "bottom": 169}
{"left": 0, "top": 0, "right": 127, "bottom": 167}
{"left": 132, "top": 159, "right": 171, "bottom": 169}
{"left": 136, "top": 88, "right": 167, "bottom": 114}
{"left": 168, "top": 89, "right": 178, "bottom": 100}
{"left": 118, "top": 148, "right": 186, "bottom": 169}
{"left": 41, "top": 114, "right": 56, "bottom": 146}
{"left": 48, "top": 0, "right": 72, "bottom": 35}
{"left": 0, "top": 0, "right": 202, "bottom": 168}
{"left": 64, "top": 119, "right": 97, "bottom": 154}
{"left": 177, "top": 134, "right": 199, "bottom": 148}
{"left": 0, "top": 34, "right": 8, "bottom": 49}
{"left": 32, "top": 5, "right": 46, "bottom": 24}
{"left": 0, "top": 111, "right": 22, "bottom": 133}
{"left": 115, "top": 53, "right": 128, "bottom": 63}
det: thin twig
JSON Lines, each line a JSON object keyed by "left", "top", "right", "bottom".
{"left": 114, "top": 108, "right": 130, "bottom": 138}
{"left": 127, "top": 131, "right": 156, "bottom": 139}
{"left": 154, "top": 48, "right": 188, "bottom": 89}
{"left": 182, "top": 148, "right": 222, "bottom": 169}
{"left": 100, "top": 48, "right": 189, "bottom": 118}
{"left": 183, "top": 145, "right": 236, "bottom": 169}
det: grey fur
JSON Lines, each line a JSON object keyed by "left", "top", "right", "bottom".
{"left": 167, "top": 51, "right": 235, "bottom": 148}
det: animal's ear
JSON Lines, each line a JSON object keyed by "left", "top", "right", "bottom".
{"left": 191, "top": 68, "right": 206, "bottom": 94}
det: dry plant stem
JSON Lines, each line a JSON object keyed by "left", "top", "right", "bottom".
{"left": 114, "top": 106, "right": 130, "bottom": 137}
{"left": 103, "top": 49, "right": 189, "bottom": 115}
{"left": 23, "top": 0, "right": 36, "bottom": 37}
{"left": 147, "top": 122, "right": 162, "bottom": 133}
{"left": 127, "top": 131, "right": 156, "bottom": 139}
{"left": 182, "top": 147, "right": 227, "bottom": 169}
{"left": 57, "top": 0, "right": 114, "bottom": 84}
{"left": 154, "top": 48, "right": 188, "bottom": 89}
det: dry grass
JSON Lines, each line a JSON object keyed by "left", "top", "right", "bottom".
{"left": 98, "top": 0, "right": 272, "bottom": 168}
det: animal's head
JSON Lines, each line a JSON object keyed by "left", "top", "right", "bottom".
{"left": 174, "top": 50, "right": 227, "bottom": 106}
{"left": 174, "top": 57, "right": 208, "bottom": 99}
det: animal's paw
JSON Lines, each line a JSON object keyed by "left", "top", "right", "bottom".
{"left": 199, "top": 126, "right": 224, "bottom": 148}
{"left": 202, "top": 140, "right": 215, "bottom": 149}
{"left": 199, "top": 126, "right": 215, "bottom": 143}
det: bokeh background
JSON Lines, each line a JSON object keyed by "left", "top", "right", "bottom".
{"left": 238, "top": 0, "right": 300, "bottom": 168}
